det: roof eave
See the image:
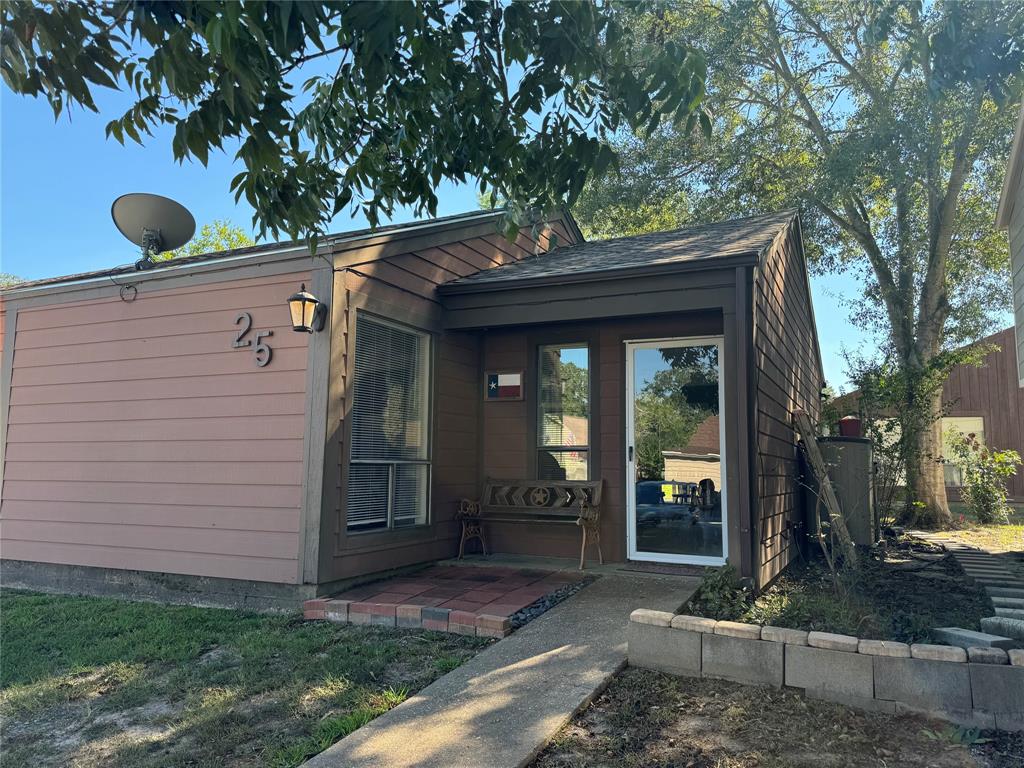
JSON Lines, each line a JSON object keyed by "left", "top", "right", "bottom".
{"left": 436, "top": 250, "right": 760, "bottom": 296}
{"left": 996, "top": 103, "right": 1024, "bottom": 230}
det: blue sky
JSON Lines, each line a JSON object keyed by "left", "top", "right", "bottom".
{"left": 2, "top": 85, "right": 867, "bottom": 389}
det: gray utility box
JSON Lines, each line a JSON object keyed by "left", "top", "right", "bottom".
{"left": 815, "top": 436, "right": 875, "bottom": 546}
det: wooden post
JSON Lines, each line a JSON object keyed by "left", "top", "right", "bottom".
{"left": 793, "top": 410, "right": 858, "bottom": 569}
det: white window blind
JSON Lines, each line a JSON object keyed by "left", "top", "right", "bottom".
{"left": 346, "top": 314, "right": 431, "bottom": 531}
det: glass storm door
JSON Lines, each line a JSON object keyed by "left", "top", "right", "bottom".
{"left": 625, "top": 337, "right": 727, "bottom": 565}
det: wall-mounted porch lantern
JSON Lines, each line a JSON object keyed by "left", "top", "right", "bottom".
{"left": 287, "top": 284, "right": 328, "bottom": 333}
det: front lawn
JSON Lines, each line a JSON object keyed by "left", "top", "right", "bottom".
{"left": 945, "top": 505, "right": 1024, "bottom": 557}
{"left": 532, "top": 667, "right": 983, "bottom": 768}
{"left": 0, "top": 590, "right": 488, "bottom": 767}
{"left": 688, "top": 535, "right": 991, "bottom": 642}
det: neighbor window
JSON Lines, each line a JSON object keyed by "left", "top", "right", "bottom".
{"left": 942, "top": 416, "right": 985, "bottom": 487}
{"left": 346, "top": 314, "right": 431, "bottom": 531}
{"left": 537, "top": 343, "right": 590, "bottom": 480}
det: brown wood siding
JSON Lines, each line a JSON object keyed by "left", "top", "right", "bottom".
{"left": 942, "top": 326, "right": 1024, "bottom": 501}
{"left": 753, "top": 223, "right": 823, "bottom": 587}
{"left": 0, "top": 271, "right": 311, "bottom": 584}
{"left": 479, "top": 312, "right": 727, "bottom": 564}
{"left": 319, "top": 218, "right": 576, "bottom": 583}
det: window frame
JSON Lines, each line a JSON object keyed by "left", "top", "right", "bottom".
{"left": 941, "top": 415, "right": 985, "bottom": 489}
{"left": 346, "top": 311, "right": 433, "bottom": 534}
{"left": 535, "top": 341, "right": 592, "bottom": 481}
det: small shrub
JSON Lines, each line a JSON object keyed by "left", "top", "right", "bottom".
{"left": 688, "top": 565, "right": 749, "bottom": 620}
{"left": 947, "top": 431, "right": 1020, "bottom": 525}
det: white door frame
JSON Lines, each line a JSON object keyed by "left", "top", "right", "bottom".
{"left": 624, "top": 336, "right": 728, "bottom": 566}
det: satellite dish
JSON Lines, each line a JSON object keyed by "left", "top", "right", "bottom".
{"left": 111, "top": 193, "right": 196, "bottom": 270}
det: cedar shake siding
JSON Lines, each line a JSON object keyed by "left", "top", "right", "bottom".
{"left": 0, "top": 271, "right": 312, "bottom": 584}
{"left": 752, "top": 219, "right": 823, "bottom": 586}
{"left": 317, "top": 216, "right": 579, "bottom": 585}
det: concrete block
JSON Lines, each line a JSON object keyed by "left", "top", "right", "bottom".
{"left": 980, "top": 617, "right": 1024, "bottom": 641}
{"left": 991, "top": 597, "right": 1024, "bottom": 609}
{"left": 630, "top": 608, "right": 674, "bottom": 627}
{"left": 760, "top": 626, "right": 808, "bottom": 645}
{"left": 1009, "top": 649, "right": 1024, "bottom": 667}
{"left": 476, "top": 614, "right": 511, "bottom": 639}
{"left": 628, "top": 622, "right": 701, "bottom": 677}
{"left": 932, "top": 627, "right": 1017, "bottom": 650}
{"left": 858, "top": 639, "right": 910, "bottom": 658}
{"left": 874, "top": 656, "right": 972, "bottom": 711}
{"left": 303, "top": 598, "right": 328, "bottom": 620}
{"left": 994, "top": 712, "right": 1024, "bottom": 732}
{"left": 894, "top": 702, "right": 996, "bottom": 730}
{"left": 967, "top": 647, "right": 1009, "bottom": 664}
{"left": 995, "top": 608, "right": 1024, "bottom": 620}
{"left": 985, "top": 587, "right": 1024, "bottom": 598}
{"left": 702, "top": 634, "right": 783, "bottom": 687}
{"left": 449, "top": 610, "right": 478, "bottom": 635}
{"left": 714, "top": 620, "right": 761, "bottom": 639}
{"left": 671, "top": 614, "right": 717, "bottom": 633}
{"left": 969, "top": 664, "right": 1024, "bottom": 714}
{"left": 805, "top": 686, "right": 896, "bottom": 715}
{"left": 807, "top": 631, "right": 859, "bottom": 652}
{"left": 421, "top": 606, "right": 449, "bottom": 632}
{"left": 785, "top": 644, "right": 873, "bottom": 699}
{"left": 911, "top": 644, "right": 967, "bottom": 662}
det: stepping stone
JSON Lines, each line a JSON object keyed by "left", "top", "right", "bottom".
{"left": 991, "top": 596, "right": 1024, "bottom": 609}
{"left": 986, "top": 587, "right": 1024, "bottom": 599}
{"left": 980, "top": 616, "right": 1024, "bottom": 642}
{"left": 976, "top": 580, "right": 1024, "bottom": 589}
{"left": 932, "top": 627, "right": 1018, "bottom": 650}
{"left": 995, "top": 607, "right": 1024, "bottom": 620}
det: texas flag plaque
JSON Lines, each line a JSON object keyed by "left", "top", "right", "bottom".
{"left": 485, "top": 371, "right": 524, "bottom": 401}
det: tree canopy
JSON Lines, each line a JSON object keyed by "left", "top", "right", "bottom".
{"left": 1, "top": 0, "right": 709, "bottom": 244}
{"left": 161, "top": 219, "right": 253, "bottom": 261}
{"left": 573, "top": 0, "right": 1024, "bottom": 524}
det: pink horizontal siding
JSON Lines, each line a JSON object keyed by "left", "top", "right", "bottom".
{"left": 0, "top": 271, "right": 311, "bottom": 584}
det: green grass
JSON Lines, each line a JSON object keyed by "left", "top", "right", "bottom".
{"left": 1, "top": 590, "right": 489, "bottom": 767}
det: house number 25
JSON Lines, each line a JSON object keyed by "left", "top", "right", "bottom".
{"left": 232, "top": 312, "right": 273, "bottom": 367}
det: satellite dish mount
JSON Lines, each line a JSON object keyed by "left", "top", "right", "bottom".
{"left": 111, "top": 193, "right": 196, "bottom": 271}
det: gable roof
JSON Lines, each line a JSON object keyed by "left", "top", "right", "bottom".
{"left": 4, "top": 208, "right": 583, "bottom": 295}
{"left": 438, "top": 209, "right": 798, "bottom": 293}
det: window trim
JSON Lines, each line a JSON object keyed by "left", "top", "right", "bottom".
{"left": 536, "top": 341, "right": 591, "bottom": 481}
{"left": 346, "top": 311, "right": 433, "bottom": 534}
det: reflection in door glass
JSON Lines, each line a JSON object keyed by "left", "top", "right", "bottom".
{"left": 633, "top": 343, "right": 722, "bottom": 559}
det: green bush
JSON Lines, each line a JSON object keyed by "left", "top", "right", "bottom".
{"left": 688, "top": 565, "right": 749, "bottom": 620}
{"left": 947, "top": 431, "right": 1020, "bottom": 525}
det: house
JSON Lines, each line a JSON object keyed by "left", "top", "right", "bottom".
{"left": 997, "top": 103, "right": 1024, "bottom": 387}
{"left": 834, "top": 326, "right": 1024, "bottom": 502}
{"left": 0, "top": 208, "right": 822, "bottom": 607}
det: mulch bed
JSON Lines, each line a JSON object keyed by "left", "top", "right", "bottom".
{"left": 690, "top": 534, "right": 993, "bottom": 642}
{"left": 532, "top": 667, "right": 983, "bottom": 768}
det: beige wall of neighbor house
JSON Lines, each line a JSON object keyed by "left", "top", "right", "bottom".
{"left": 997, "top": 103, "right": 1024, "bottom": 387}
{"left": 0, "top": 269, "right": 313, "bottom": 584}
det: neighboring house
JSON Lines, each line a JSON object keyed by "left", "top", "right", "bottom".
{"left": 834, "top": 326, "right": 1024, "bottom": 502}
{"left": 0, "top": 209, "right": 822, "bottom": 604}
{"left": 997, "top": 103, "right": 1024, "bottom": 387}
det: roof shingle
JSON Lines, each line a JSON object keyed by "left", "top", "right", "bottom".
{"left": 440, "top": 209, "right": 798, "bottom": 291}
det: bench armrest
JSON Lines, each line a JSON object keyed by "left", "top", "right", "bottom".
{"left": 456, "top": 498, "right": 481, "bottom": 519}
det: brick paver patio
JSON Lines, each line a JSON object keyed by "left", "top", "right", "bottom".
{"left": 304, "top": 564, "right": 584, "bottom": 637}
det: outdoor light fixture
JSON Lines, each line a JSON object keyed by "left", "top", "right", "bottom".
{"left": 287, "top": 284, "right": 327, "bottom": 333}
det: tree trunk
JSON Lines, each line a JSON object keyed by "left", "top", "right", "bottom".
{"left": 903, "top": 385, "right": 952, "bottom": 528}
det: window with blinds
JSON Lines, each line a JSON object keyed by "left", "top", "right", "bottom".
{"left": 346, "top": 314, "right": 431, "bottom": 532}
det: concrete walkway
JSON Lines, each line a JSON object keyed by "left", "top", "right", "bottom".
{"left": 304, "top": 572, "right": 697, "bottom": 768}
